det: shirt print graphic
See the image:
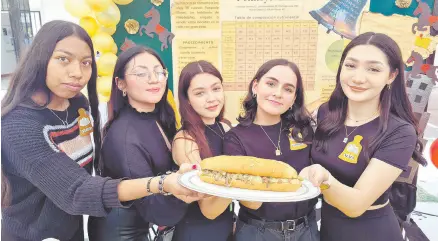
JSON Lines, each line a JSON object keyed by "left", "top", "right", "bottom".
{"left": 338, "top": 135, "right": 363, "bottom": 164}
{"left": 43, "top": 114, "right": 94, "bottom": 167}
{"left": 288, "top": 128, "right": 308, "bottom": 150}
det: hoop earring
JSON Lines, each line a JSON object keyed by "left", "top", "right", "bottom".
{"left": 123, "top": 90, "right": 127, "bottom": 96}
{"left": 289, "top": 106, "right": 293, "bottom": 111}
{"left": 253, "top": 93, "right": 257, "bottom": 98}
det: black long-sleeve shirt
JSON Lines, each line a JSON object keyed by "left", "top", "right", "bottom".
{"left": 99, "top": 105, "right": 188, "bottom": 226}
{"left": 1, "top": 95, "right": 125, "bottom": 241}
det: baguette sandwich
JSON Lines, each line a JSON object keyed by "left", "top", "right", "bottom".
{"left": 199, "top": 155, "right": 302, "bottom": 192}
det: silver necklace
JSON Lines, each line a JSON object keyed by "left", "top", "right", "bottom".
{"left": 346, "top": 110, "right": 379, "bottom": 123}
{"left": 259, "top": 121, "right": 282, "bottom": 156}
{"left": 343, "top": 111, "right": 379, "bottom": 143}
{"left": 343, "top": 125, "right": 360, "bottom": 143}
{"left": 48, "top": 104, "right": 69, "bottom": 126}
{"left": 205, "top": 122, "right": 224, "bottom": 140}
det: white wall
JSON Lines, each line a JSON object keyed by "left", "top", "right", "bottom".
{"left": 29, "top": 0, "right": 78, "bottom": 24}
{"left": 1, "top": 13, "right": 18, "bottom": 75}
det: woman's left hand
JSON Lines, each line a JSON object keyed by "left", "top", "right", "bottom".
{"left": 299, "top": 164, "right": 330, "bottom": 187}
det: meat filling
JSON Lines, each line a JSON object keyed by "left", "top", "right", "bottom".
{"left": 201, "top": 169, "right": 302, "bottom": 187}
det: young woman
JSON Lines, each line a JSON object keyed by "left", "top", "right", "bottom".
{"left": 87, "top": 46, "right": 202, "bottom": 240}
{"left": 1, "top": 21, "right": 199, "bottom": 241}
{"left": 172, "top": 61, "right": 234, "bottom": 241}
{"left": 223, "top": 59, "right": 319, "bottom": 241}
{"left": 300, "top": 32, "right": 427, "bottom": 241}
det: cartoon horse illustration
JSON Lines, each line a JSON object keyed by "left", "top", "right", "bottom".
{"left": 406, "top": 51, "right": 438, "bottom": 84}
{"left": 139, "top": 6, "right": 175, "bottom": 51}
{"left": 412, "top": 0, "right": 438, "bottom": 35}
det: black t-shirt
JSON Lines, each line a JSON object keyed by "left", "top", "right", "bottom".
{"left": 311, "top": 103, "right": 417, "bottom": 206}
{"left": 223, "top": 122, "right": 317, "bottom": 221}
{"left": 175, "top": 122, "right": 233, "bottom": 241}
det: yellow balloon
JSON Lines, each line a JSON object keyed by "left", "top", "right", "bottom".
{"left": 113, "top": 0, "right": 133, "bottom": 5}
{"left": 111, "top": 42, "right": 118, "bottom": 54}
{"left": 92, "top": 32, "right": 115, "bottom": 54}
{"left": 97, "top": 25, "right": 117, "bottom": 35}
{"left": 167, "top": 90, "right": 181, "bottom": 129}
{"left": 65, "top": 0, "right": 92, "bottom": 18}
{"left": 98, "top": 93, "right": 111, "bottom": 102}
{"left": 97, "top": 75, "right": 113, "bottom": 98}
{"left": 95, "top": 2, "right": 120, "bottom": 27}
{"left": 85, "top": 0, "right": 112, "bottom": 12}
{"left": 79, "top": 16, "right": 98, "bottom": 37}
{"left": 97, "top": 53, "right": 117, "bottom": 76}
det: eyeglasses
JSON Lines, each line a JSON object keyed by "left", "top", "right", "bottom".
{"left": 126, "top": 68, "right": 168, "bottom": 83}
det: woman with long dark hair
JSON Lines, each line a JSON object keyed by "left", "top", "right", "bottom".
{"left": 223, "top": 59, "right": 319, "bottom": 241}
{"left": 300, "top": 32, "right": 427, "bottom": 241}
{"left": 171, "top": 61, "right": 234, "bottom": 241}
{"left": 87, "top": 46, "right": 201, "bottom": 240}
{"left": 1, "top": 21, "right": 198, "bottom": 241}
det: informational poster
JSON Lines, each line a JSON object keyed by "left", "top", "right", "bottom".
{"left": 171, "top": 0, "right": 326, "bottom": 123}
{"left": 171, "top": 0, "right": 221, "bottom": 95}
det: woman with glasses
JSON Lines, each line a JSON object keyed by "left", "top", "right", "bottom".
{"left": 88, "top": 46, "right": 202, "bottom": 241}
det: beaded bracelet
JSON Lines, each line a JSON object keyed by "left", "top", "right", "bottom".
{"left": 146, "top": 177, "right": 155, "bottom": 194}
{"left": 158, "top": 174, "right": 172, "bottom": 196}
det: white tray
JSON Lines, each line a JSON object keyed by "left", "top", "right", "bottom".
{"left": 178, "top": 170, "right": 321, "bottom": 202}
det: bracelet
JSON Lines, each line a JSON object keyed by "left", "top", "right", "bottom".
{"left": 158, "top": 174, "right": 172, "bottom": 196}
{"left": 146, "top": 177, "right": 155, "bottom": 194}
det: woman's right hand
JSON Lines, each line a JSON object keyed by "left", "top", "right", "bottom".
{"left": 299, "top": 164, "right": 330, "bottom": 187}
{"left": 163, "top": 163, "right": 205, "bottom": 199}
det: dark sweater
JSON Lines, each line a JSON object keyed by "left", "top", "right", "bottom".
{"left": 1, "top": 95, "right": 125, "bottom": 241}
{"left": 91, "top": 105, "right": 187, "bottom": 228}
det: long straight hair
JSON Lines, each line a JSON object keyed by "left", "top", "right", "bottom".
{"left": 238, "top": 59, "right": 314, "bottom": 142}
{"left": 314, "top": 32, "right": 426, "bottom": 165}
{"left": 177, "top": 60, "right": 227, "bottom": 159}
{"left": 0, "top": 20, "right": 101, "bottom": 169}
{"left": 102, "top": 46, "right": 176, "bottom": 170}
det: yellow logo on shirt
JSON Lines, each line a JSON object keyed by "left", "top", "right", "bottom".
{"left": 339, "top": 135, "right": 363, "bottom": 164}
{"left": 288, "top": 129, "right": 308, "bottom": 150}
{"left": 78, "top": 108, "right": 93, "bottom": 136}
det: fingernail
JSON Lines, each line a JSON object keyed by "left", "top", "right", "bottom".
{"left": 192, "top": 164, "right": 197, "bottom": 170}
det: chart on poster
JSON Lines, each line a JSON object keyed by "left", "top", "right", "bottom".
{"left": 221, "top": 21, "right": 318, "bottom": 92}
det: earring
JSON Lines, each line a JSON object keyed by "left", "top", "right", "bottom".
{"left": 253, "top": 93, "right": 257, "bottom": 98}
{"left": 123, "top": 90, "right": 127, "bottom": 96}
{"left": 289, "top": 106, "right": 293, "bottom": 111}
{"left": 387, "top": 84, "right": 391, "bottom": 90}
